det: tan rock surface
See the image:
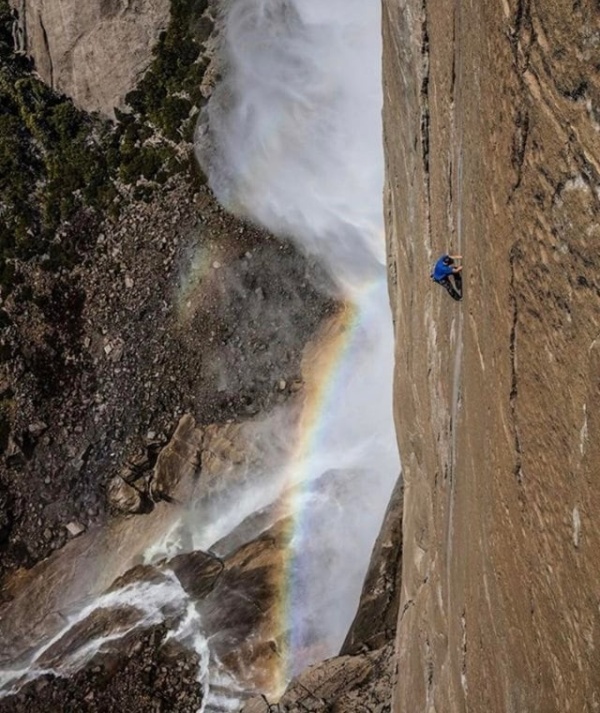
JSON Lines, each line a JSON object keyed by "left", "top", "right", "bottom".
{"left": 10, "top": 0, "right": 170, "bottom": 115}
{"left": 383, "top": 0, "right": 600, "bottom": 710}
{"left": 149, "top": 414, "right": 203, "bottom": 501}
{"left": 242, "top": 644, "right": 396, "bottom": 713}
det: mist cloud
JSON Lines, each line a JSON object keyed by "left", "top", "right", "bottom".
{"left": 197, "top": 0, "right": 386, "bottom": 289}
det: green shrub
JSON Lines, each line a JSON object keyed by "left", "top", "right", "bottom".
{"left": 0, "top": 0, "right": 212, "bottom": 291}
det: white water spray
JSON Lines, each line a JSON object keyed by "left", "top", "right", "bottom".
{"left": 199, "top": 0, "right": 386, "bottom": 289}
{"left": 198, "top": 0, "right": 400, "bottom": 684}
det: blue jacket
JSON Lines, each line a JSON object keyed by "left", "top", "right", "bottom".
{"left": 432, "top": 255, "right": 454, "bottom": 282}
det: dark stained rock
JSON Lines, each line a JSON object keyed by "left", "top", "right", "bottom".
{"left": 202, "top": 519, "right": 291, "bottom": 641}
{"left": 169, "top": 549, "right": 224, "bottom": 600}
{"left": 196, "top": 518, "right": 292, "bottom": 692}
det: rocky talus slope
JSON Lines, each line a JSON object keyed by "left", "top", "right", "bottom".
{"left": 383, "top": 0, "right": 600, "bottom": 710}
{"left": 0, "top": 626, "right": 204, "bottom": 713}
{"left": 0, "top": 175, "right": 333, "bottom": 582}
{"left": 0, "top": 0, "right": 335, "bottom": 583}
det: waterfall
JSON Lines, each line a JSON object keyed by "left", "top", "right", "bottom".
{"left": 196, "top": 0, "right": 399, "bottom": 691}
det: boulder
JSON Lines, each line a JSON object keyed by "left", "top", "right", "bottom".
{"left": 65, "top": 521, "right": 86, "bottom": 538}
{"left": 169, "top": 550, "right": 223, "bottom": 600}
{"left": 107, "top": 476, "right": 149, "bottom": 514}
{"left": 4, "top": 436, "right": 25, "bottom": 466}
{"left": 27, "top": 422, "right": 48, "bottom": 439}
{"left": 149, "top": 415, "right": 203, "bottom": 503}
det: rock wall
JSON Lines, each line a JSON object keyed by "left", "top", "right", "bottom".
{"left": 9, "top": 0, "right": 170, "bottom": 115}
{"left": 383, "top": 0, "right": 600, "bottom": 710}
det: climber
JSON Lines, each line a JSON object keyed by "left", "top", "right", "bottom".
{"left": 431, "top": 253, "right": 463, "bottom": 301}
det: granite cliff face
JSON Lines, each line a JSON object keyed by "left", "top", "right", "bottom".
{"left": 10, "top": 0, "right": 170, "bottom": 115}
{"left": 383, "top": 0, "right": 600, "bottom": 710}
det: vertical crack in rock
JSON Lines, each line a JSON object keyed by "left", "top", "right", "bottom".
{"left": 460, "top": 608, "right": 467, "bottom": 696}
{"left": 450, "top": 12, "right": 456, "bottom": 103}
{"left": 425, "top": 636, "right": 434, "bottom": 698}
{"left": 446, "top": 8, "right": 457, "bottom": 237}
{"left": 510, "top": 109, "right": 530, "bottom": 196}
{"left": 508, "top": 0, "right": 533, "bottom": 199}
{"left": 37, "top": 12, "right": 53, "bottom": 88}
{"left": 509, "top": 242, "right": 523, "bottom": 490}
{"left": 420, "top": 1, "right": 431, "bottom": 243}
{"left": 399, "top": 598, "right": 415, "bottom": 623}
{"left": 510, "top": 0, "right": 533, "bottom": 72}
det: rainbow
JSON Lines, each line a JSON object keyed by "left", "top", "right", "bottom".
{"left": 175, "top": 242, "right": 225, "bottom": 325}
{"left": 270, "top": 276, "right": 383, "bottom": 695}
